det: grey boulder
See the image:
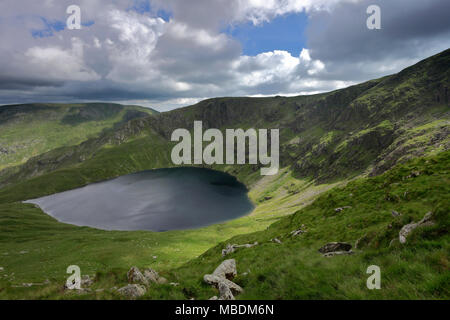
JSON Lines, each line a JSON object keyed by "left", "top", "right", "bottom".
{"left": 127, "top": 266, "right": 148, "bottom": 285}
{"left": 117, "top": 284, "right": 146, "bottom": 298}
{"left": 318, "top": 242, "right": 352, "bottom": 254}
{"left": 212, "top": 259, "right": 237, "bottom": 280}
{"left": 203, "top": 274, "right": 243, "bottom": 295}
{"left": 218, "top": 282, "right": 235, "bottom": 300}
{"left": 399, "top": 212, "right": 434, "bottom": 244}
{"left": 143, "top": 268, "right": 168, "bottom": 284}
{"left": 222, "top": 242, "right": 258, "bottom": 256}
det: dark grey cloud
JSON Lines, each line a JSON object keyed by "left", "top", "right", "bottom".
{"left": 307, "top": 0, "right": 450, "bottom": 81}
{"left": 0, "top": 0, "right": 449, "bottom": 110}
{"left": 0, "top": 75, "right": 63, "bottom": 90}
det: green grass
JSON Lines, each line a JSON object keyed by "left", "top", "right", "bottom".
{"left": 0, "top": 103, "right": 156, "bottom": 170}
{"left": 0, "top": 130, "right": 340, "bottom": 299}
{"left": 155, "top": 150, "right": 450, "bottom": 300}
{"left": 0, "top": 151, "right": 447, "bottom": 300}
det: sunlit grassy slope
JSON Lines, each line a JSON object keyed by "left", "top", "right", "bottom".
{"left": 0, "top": 151, "right": 447, "bottom": 299}
{"left": 0, "top": 103, "right": 157, "bottom": 170}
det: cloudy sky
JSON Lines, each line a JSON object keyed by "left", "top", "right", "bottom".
{"left": 0, "top": 0, "right": 449, "bottom": 111}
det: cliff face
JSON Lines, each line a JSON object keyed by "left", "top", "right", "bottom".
{"left": 0, "top": 49, "right": 449, "bottom": 189}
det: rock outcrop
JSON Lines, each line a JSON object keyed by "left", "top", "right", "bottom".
{"left": 143, "top": 268, "right": 168, "bottom": 284}
{"left": 127, "top": 266, "right": 148, "bottom": 285}
{"left": 204, "top": 275, "right": 243, "bottom": 295}
{"left": 318, "top": 242, "right": 352, "bottom": 254}
{"left": 127, "top": 266, "right": 167, "bottom": 285}
{"left": 399, "top": 212, "right": 434, "bottom": 244}
{"left": 117, "top": 284, "right": 146, "bottom": 298}
{"left": 222, "top": 242, "right": 258, "bottom": 256}
{"left": 290, "top": 225, "right": 307, "bottom": 236}
{"left": 218, "top": 282, "right": 235, "bottom": 300}
{"left": 205, "top": 259, "right": 243, "bottom": 300}
{"left": 63, "top": 274, "right": 94, "bottom": 292}
{"left": 323, "top": 251, "right": 354, "bottom": 257}
{"left": 334, "top": 206, "right": 352, "bottom": 212}
{"left": 212, "top": 259, "right": 237, "bottom": 280}
{"left": 319, "top": 242, "right": 353, "bottom": 257}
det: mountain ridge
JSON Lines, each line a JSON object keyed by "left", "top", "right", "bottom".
{"left": 0, "top": 49, "right": 448, "bottom": 191}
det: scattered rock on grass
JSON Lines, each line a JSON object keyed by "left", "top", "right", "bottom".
{"left": 127, "top": 266, "right": 148, "bottom": 285}
{"left": 218, "top": 282, "right": 235, "bottom": 300}
{"left": 204, "top": 260, "right": 243, "bottom": 296}
{"left": 271, "top": 238, "right": 282, "bottom": 244}
{"left": 117, "top": 284, "right": 146, "bottom": 298}
{"left": 222, "top": 242, "right": 258, "bottom": 256}
{"left": 406, "top": 171, "right": 421, "bottom": 179}
{"left": 318, "top": 242, "right": 352, "bottom": 254}
{"left": 143, "top": 268, "right": 167, "bottom": 284}
{"left": 290, "top": 225, "right": 307, "bottom": 236}
{"left": 127, "top": 267, "right": 167, "bottom": 286}
{"left": 81, "top": 275, "right": 94, "bottom": 287}
{"left": 334, "top": 206, "right": 352, "bottom": 212}
{"left": 204, "top": 275, "right": 243, "bottom": 295}
{"left": 212, "top": 259, "right": 237, "bottom": 280}
{"left": 323, "top": 251, "right": 354, "bottom": 257}
{"left": 399, "top": 212, "right": 434, "bottom": 244}
{"left": 127, "top": 266, "right": 167, "bottom": 285}
{"left": 392, "top": 210, "right": 401, "bottom": 217}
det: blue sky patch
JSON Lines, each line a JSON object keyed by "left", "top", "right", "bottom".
{"left": 156, "top": 9, "right": 172, "bottom": 21}
{"left": 31, "top": 16, "right": 95, "bottom": 38}
{"left": 31, "top": 17, "right": 65, "bottom": 38}
{"left": 82, "top": 20, "right": 95, "bottom": 27}
{"left": 130, "top": 0, "right": 151, "bottom": 13}
{"left": 227, "top": 12, "right": 308, "bottom": 57}
{"left": 129, "top": 0, "right": 172, "bottom": 21}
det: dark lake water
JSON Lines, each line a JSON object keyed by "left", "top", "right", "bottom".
{"left": 24, "top": 167, "right": 254, "bottom": 231}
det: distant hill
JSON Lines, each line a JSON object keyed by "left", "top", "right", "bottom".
{"left": 0, "top": 103, "right": 157, "bottom": 170}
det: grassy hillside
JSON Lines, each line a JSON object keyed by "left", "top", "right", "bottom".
{"left": 0, "top": 150, "right": 447, "bottom": 299}
{"left": 0, "top": 49, "right": 448, "bottom": 299}
{"left": 165, "top": 151, "right": 449, "bottom": 300}
{"left": 0, "top": 103, "right": 157, "bottom": 170}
